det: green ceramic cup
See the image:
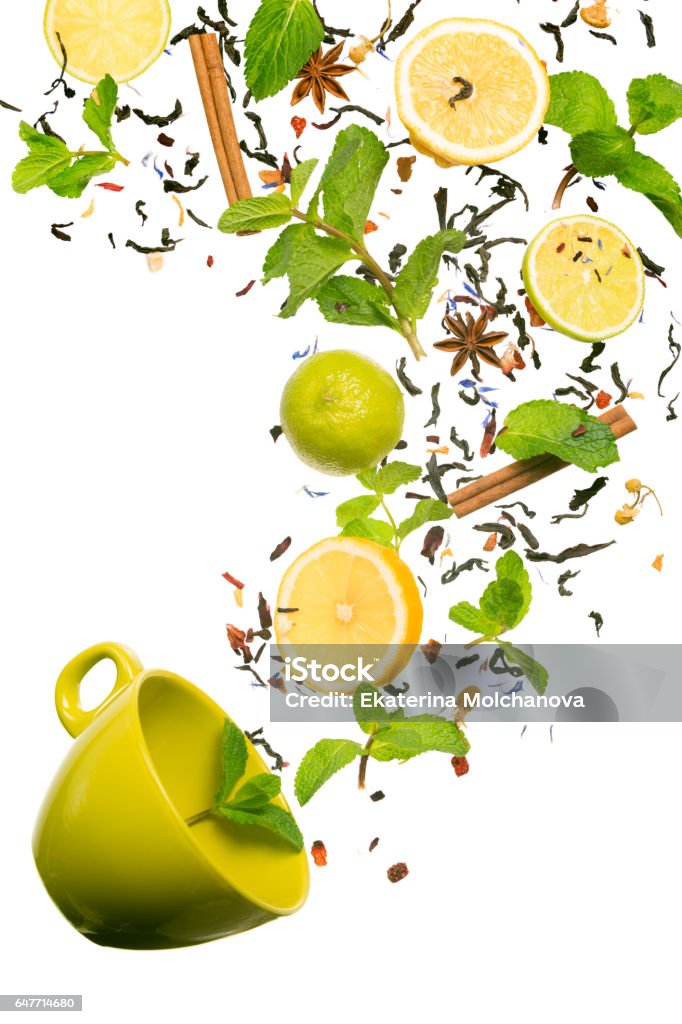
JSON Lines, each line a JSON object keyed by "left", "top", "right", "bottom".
{"left": 33, "top": 642, "right": 309, "bottom": 950}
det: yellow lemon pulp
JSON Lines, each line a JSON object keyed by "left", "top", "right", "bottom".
{"left": 395, "top": 19, "right": 550, "bottom": 166}
{"left": 275, "top": 537, "right": 423, "bottom": 690}
{"left": 523, "top": 216, "right": 645, "bottom": 342}
{"left": 44, "top": 0, "right": 171, "bottom": 84}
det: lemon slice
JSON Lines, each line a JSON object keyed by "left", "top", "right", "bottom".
{"left": 44, "top": 0, "right": 171, "bottom": 84}
{"left": 522, "top": 216, "right": 645, "bottom": 342}
{"left": 395, "top": 18, "right": 550, "bottom": 166}
{"left": 275, "top": 537, "right": 423, "bottom": 691}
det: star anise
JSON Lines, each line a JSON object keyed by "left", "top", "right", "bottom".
{"left": 433, "top": 309, "right": 509, "bottom": 381}
{"left": 291, "top": 42, "right": 355, "bottom": 115}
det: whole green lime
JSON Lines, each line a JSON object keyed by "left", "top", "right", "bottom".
{"left": 280, "top": 350, "right": 405, "bottom": 476}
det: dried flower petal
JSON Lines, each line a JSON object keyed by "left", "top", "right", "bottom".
{"left": 311, "top": 840, "right": 327, "bottom": 867}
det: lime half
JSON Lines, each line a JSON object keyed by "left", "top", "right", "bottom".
{"left": 44, "top": 0, "right": 171, "bottom": 84}
{"left": 522, "top": 215, "right": 645, "bottom": 342}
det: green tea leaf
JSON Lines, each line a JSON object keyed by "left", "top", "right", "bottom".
{"left": 545, "top": 71, "right": 617, "bottom": 135}
{"left": 628, "top": 75, "right": 682, "bottom": 135}
{"left": 244, "top": 0, "right": 324, "bottom": 100}
{"left": 280, "top": 228, "right": 352, "bottom": 317}
{"left": 356, "top": 466, "right": 378, "bottom": 491}
{"left": 570, "top": 127, "right": 635, "bottom": 177}
{"left": 336, "top": 494, "right": 381, "bottom": 527}
{"left": 262, "top": 223, "right": 307, "bottom": 283}
{"left": 495, "top": 400, "right": 620, "bottom": 473}
{"left": 498, "top": 642, "right": 549, "bottom": 695}
{"left": 479, "top": 578, "right": 524, "bottom": 631}
{"left": 340, "top": 517, "right": 394, "bottom": 546}
{"left": 219, "top": 803, "right": 304, "bottom": 851}
{"left": 48, "top": 153, "right": 117, "bottom": 198}
{"left": 218, "top": 194, "right": 293, "bottom": 233}
{"left": 353, "top": 683, "right": 391, "bottom": 735}
{"left": 12, "top": 122, "right": 71, "bottom": 193}
{"left": 290, "top": 157, "right": 318, "bottom": 206}
{"left": 616, "top": 150, "right": 682, "bottom": 237}
{"left": 316, "top": 125, "right": 388, "bottom": 237}
{"left": 375, "top": 461, "right": 421, "bottom": 495}
{"left": 397, "top": 498, "right": 453, "bottom": 541}
{"left": 228, "top": 772, "right": 281, "bottom": 810}
{"left": 295, "top": 738, "right": 363, "bottom": 805}
{"left": 370, "top": 718, "right": 469, "bottom": 761}
{"left": 215, "top": 718, "right": 248, "bottom": 805}
{"left": 393, "top": 229, "right": 466, "bottom": 321}
{"left": 448, "top": 602, "right": 502, "bottom": 637}
{"left": 495, "top": 550, "right": 531, "bottom": 625}
{"left": 83, "top": 74, "right": 118, "bottom": 151}
{"left": 316, "top": 276, "right": 399, "bottom": 329}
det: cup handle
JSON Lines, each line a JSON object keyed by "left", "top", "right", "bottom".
{"left": 55, "top": 642, "right": 145, "bottom": 738}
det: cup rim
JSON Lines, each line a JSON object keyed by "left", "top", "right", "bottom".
{"left": 127, "top": 667, "right": 309, "bottom": 917}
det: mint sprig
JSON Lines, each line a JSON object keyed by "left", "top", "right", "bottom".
{"left": 335, "top": 460, "right": 453, "bottom": 551}
{"left": 294, "top": 685, "right": 470, "bottom": 804}
{"left": 244, "top": 0, "right": 324, "bottom": 101}
{"left": 218, "top": 125, "right": 466, "bottom": 358}
{"left": 12, "top": 75, "right": 128, "bottom": 199}
{"left": 186, "top": 719, "right": 303, "bottom": 851}
{"left": 546, "top": 71, "right": 682, "bottom": 235}
{"left": 449, "top": 550, "right": 548, "bottom": 693}
{"left": 495, "top": 400, "right": 620, "bottom": 473}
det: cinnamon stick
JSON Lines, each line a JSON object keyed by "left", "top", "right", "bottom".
{"left": 188, "top": 34, "right": 239, "bottom": 205}
{"left": 448, "top": 406, "right": 637, "bottom": 518}
{"left": 200, "top": 34, "right": 252, "bottom": 201}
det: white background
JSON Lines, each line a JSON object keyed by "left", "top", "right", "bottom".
{"left": 1, "top": 0, "right": 681, "bottom": 1021}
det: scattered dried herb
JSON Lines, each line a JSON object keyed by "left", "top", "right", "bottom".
{"left": 658, "top": 325, "right": 680, "bottom": 399}
{"left": 517, "top": 522, "right": 540, "bottom": 550}
{"left": 540, "top": 22, "right": 565, "bottom": 63}
{"left": 388, "top": 243, "right": 407, "bottom": 274}
{"left": 441, "top": 558, "right": 489, "bottom": 585}
{"left": 395, "top": 357, "right": 422, "bottom": 395}
{"left": 270, "top": 536, "right": 292, "bottom": 561}
{"left": 424, "top": 383, "right": 441, "bottom": 428}
{"left": 639, "top": 10, "right": 656, "bottom": 47}
{"left": 610, "top": 362, "right": 628, "bottom": 404}
{"left": 133, "top": 100, "right": 183, "bottom": 126}
{"left": 473, "top": 523, "right": 515, "bottom": 550}
{"left": 135, "top": 200, "right": 148, "bottom": 226}
{"left": 186, "top": 208, "right": 212, "bottom": 228}
{"left": 0, "top": 98, "right": 22, "bottom": 112}
{"left": 496, "top": 501, "right": 537, "bottom": 520}
{"left": 589, "top": 610, "right": 604, "bottom": 636}
{"left": 381, "top": 0, "right": 424, "bottom": 45}
{"left": 369, "top": 837, "right": 380, "bottom": 852}
{"left": 164, "top": 175, "right": 209, "bottom": 194}
{"left": 526, "top": 541, "right": 615, "bottom": 563}
{"left": 557, "top": 569, "right": 580, "bottom": 597}
{"left": 589, "top": 30, "right": 617, "bottom": 44}
{"left": 580, "top": 342, "right": 606, "bottom": 374}
{"left": 245, "top": 727, "right": 286, "bottom": 772}
{"left": 45, "top": 31, "right": 76, "bottom": 99}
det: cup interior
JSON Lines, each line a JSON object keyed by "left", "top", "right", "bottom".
{"left": 137, "top": 673, "right": 308, "bottom": 914}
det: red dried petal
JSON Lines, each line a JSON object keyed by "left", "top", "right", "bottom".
{"left": 291, "top": 116, "right": 307, "bottom": 138}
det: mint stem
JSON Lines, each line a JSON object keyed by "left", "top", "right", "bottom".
{"left": 291, "top": 207, "right": 427, "bottom": 361}
{"left": 552, "top": 163, "right": 578, "bottom": 210}
{"left": 379, "top": 496, "right": 400, "bottom": 551}
{"left": 185, "top": 808, "right": 214, "bottom": 827}
{"left": 358, "top": 735, "right": 375, "bottom": 790}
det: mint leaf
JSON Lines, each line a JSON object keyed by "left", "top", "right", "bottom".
{"left": 375, "top": 461, "right": 421, "bottom": 495}
{"left": 495, "top": 550, "right": 531, "bottom": 625}
{"left": 616, "top": 150, "right": 682, "bottom": 237}
{"left": 545, "top": 71, "right": 617, "bottom": 136}
{"left": 336, "top": 494, "right": 381, "bottom": 527}
{"left": 480, "top": 578, "right": 524, "bottom": 631}
{"left": 12, "top": 122, "right": 71, "bottom": 193}
{"left": 628, "top": 75, "right": 682, "bottom": 135}
{"left": 280, "top": 228, "right": 352, "bottom": 317}
{"left": 245, "top": 0, "right": 324, "bottom": 101}
{"left": 218, "top": 194, "right": 293, "bottom": 233}
{"left": 219, "top": 803, "right": 304, "bottom": 851}
{"left": 48, "top": 153, "right": 117, "bottom": 198}
{"left": 262, "top": 223, "right": 306, "bottom": 283}
{"left": 316, "top": 125, "right": 388, "bottom": 237}
{"left": 498, "top": 642, "right": 549, "bottom": 695}
{"left": 215, "top": 718, "right": 248, "bottom": 805}
{"left": 295, "top": 738, "right": 363, "bottom": 804}
{"left": 290, "top": 157, "right": 318, "bottom": 206}
{"left": 397, "top": 498, "right": 453, "bottom": 542}
{"left": 228, "top": 772, "right": 281, "bottom": 810}
{"left": 495, "top": 400, "right": 620, "bottom": 473}
{"left": 370, "top": 718, "right": 469, "bottom": 761}
{"left": 393, "top": 230, "right": 466, "bottom": 321}
{"left": 353, "top": 683, "right": 390, "bottom": 734}
{"left": 448, "top": 602, "right": 502, "bottom": 637}
{"left": 340, "top": 517, "right": 394, "bottom": 547}
{"left": 83, "top": 75, "right": 118, "bottom": 151}
{"left": 570, "top": 127, "right": 635, "bottom": 177}
{"left": 316, "top": 276, "right": 399, "bottom": 329}
{"left": 356, "top": 466, "right": 378, "bottom": 491}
